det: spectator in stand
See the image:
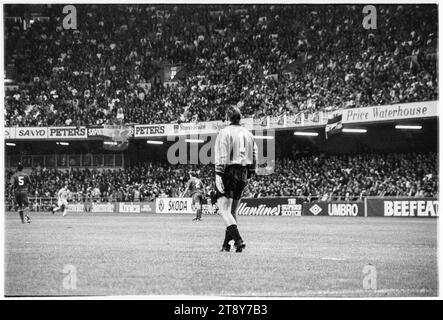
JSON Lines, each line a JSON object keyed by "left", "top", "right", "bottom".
{"left": 5, "top": 152, "right": 438, "bottom": 205}
{"left": 4, "top": 4, "right": 437, "bottom": 127}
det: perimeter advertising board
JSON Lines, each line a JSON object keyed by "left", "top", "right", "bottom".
{"left": 235, "top": 198, "right": 302, "bottom": 216}
{"left": 303, "top": 202, "right": 364, "bottom": 217}
{"left": 366, "top": 198, "right": 438, "bottom": 217}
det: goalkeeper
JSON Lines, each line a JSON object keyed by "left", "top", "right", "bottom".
{"left": 214, "top": 106, "right": 257, "bottom": 253}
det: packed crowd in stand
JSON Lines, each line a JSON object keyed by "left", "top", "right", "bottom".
{"left": 5, "top": 153, "right": 438, "bottom": 207}
{"left": 5, "top": 4, "right": 437, "bottom": 127}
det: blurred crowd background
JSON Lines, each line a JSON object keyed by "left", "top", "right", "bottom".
{"left": 4, "top": 5, "right": 438, "bottom": 207}
{"left": 5, "top": 5, "right": 437, "bottom": 126}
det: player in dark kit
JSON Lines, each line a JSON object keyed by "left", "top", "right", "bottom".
{"left": 214, "top": 106, "right": 257, "bottom": 252}
{"left": 181, "top": 170, "right": 205, "bottom": 221}
{"left": 10, "top": 163, "right": 32, "bottom": 224}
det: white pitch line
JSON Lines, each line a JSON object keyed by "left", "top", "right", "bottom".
{"left": 234, "top": 288, "right": 436, "bottom": 297}
{"left": 291, "top": 288, "right": 435, "bottom": 297}
{"left": 321, "top": 257, "right": 346, "bottom": 261}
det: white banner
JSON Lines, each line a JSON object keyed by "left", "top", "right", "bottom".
{"left": 134, "top": 124, "right": 173, "bottom": 137}
{"left": 170, "top": 118, "right": 253, "bottom": 136}
{"left": 171, "top": 122, "right": 216, "bottom": 136}
{"left": 156, "top": 197, "right": 197, "bottom": 214}
{"left": 7, "top": 127, "right": 88, "bottom": 140}
{"left": 91, "top": 203, "right": 115, "bottom": 213}
{"left": 5, "top": 127, "right": 16, "bottom": 139}
{"left": 241, "top": 117, "right": 254, "bottom": 130}
{"left": 134, "top": 120, "right": 253, "bottom": 138}
{"left": 48, "top": 127, "right": 88, "bottom": 139}
{"left": 14, "top": 127, "right": 48, "bottom": 139}
{"left": 119, "top": 202, "right": 141, "bottom": 213}
{"left": 67, "top": 203, "right": 85, "bottom": 212}
{"left": 4, "top": 102, "right": 437, "bottom": 141}
{"left": 140, "top": 202, "right": 155, "bottom": 213}
{"left": 342, "top": 101, "right": 437, "bottom": 124}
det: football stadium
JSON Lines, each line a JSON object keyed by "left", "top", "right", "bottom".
{"left": 3, "top": 4, "right": 438, "bottom": 297}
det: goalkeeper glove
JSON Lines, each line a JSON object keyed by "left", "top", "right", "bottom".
{"left": 215, "top": 174, "right": 225, "bottom": 194}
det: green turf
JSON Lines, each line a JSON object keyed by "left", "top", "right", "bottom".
{"left": 4, "top": 212, "right": 438, "bottom": 297}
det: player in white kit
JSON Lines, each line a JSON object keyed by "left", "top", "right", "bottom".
{"left": 52, "top": 182, "right": 70, "bottom": 216}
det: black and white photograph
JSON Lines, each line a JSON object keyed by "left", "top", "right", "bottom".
{"left": 1, "top": 2, "right": 439, "bottom": 300}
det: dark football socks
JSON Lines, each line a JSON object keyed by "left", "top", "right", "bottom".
{"left": 19, "top": 211, "right": 24, "bottom": 223}
{"left": 227, "top": 224, "right": 242, "bottom": 243}
{"left": 222, "top": 228, "right": 232, "bottom": 247}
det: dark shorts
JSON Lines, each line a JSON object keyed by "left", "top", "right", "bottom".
{"left": 15, "top": 191, "right": 29, "bottom": 209}
{"left": 191, "top": 192, "right": 203, "bottom": 205}
{"left": 216, "top": 165, "right": 248, "bottom": 200}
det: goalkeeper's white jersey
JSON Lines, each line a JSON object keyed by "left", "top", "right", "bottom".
{"left": 214, "top": 124, "right": 257, "bottom": 167}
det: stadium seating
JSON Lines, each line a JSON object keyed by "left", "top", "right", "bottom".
{"left": 5, "top": 4, "right": 438, "bottom": 126}
{"left": 5, "top": 152, "right": 438, "bottom": 202}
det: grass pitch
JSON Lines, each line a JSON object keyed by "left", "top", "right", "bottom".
{"left": 4, "top": 212, "right": 438, "bottom": 297}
